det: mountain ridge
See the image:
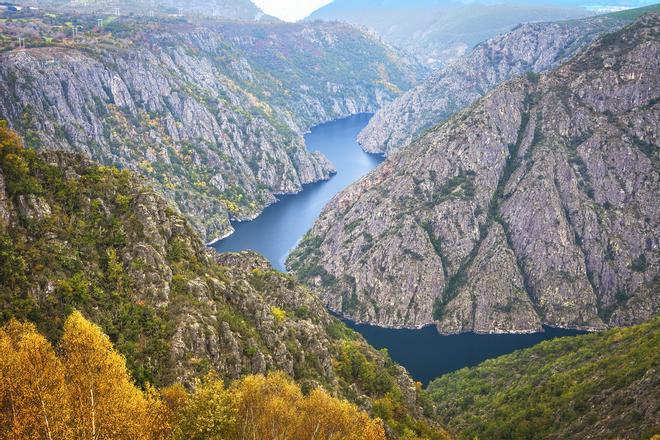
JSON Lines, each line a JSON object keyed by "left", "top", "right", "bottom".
{"left": 0, "top": 8, "right": 419, "bottom": 242}
{"left": 358, "top": 4, "right": 660, "bottom": 156}
{"left": 306, "top": 0, "right": 595, "bottom": 67}
{"left": 288, "top": 13, "right": 660, "bottom": 334}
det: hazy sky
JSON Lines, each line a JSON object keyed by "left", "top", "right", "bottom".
{"left": 253, "top": 0, "right": 333, "bottom": 21}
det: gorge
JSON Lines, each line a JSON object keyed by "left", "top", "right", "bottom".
{"left": 0, "top": 2, "right": 658, "bottom": 438}
{"left": 213, "top": 113, "right": 588, "bottom": 385}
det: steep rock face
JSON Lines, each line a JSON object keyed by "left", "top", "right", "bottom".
{"left": 0, "top": 11, "right": 418, "bottom": 241}
{"left": 438, "top": 223, "right": 542, "bottom": 334}
{"left": 0, "top": 128, "right": 447, "bottom": 438}
{"left": 288, "top": 14, "right": 660, "bottom": 333}
{"left": 1, "top": 46, "right": 329, "bottom": 240}
{"left": 358, "top": 8, "right": 657, "bottom": 156}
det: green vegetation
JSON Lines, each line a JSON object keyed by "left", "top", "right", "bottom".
{"left": 427, "top": 170, "right": 476, "bottom": 207}
{"left": 285, "top": 231, "right": 339, "bottom": 288}
{"left": 427, "top": 318, "right": 660, "bottom": 439}
{"left": 0, "top": 124, "right": 447, "bottom": 438}
{"left": 603, "top": 3, "right": 660, "bottom": 21}
{"left": 1, "top": 313, "right": 388, "bottom": 440}
{"left": 334, "top": 339, "right": 447, "bottom": 440}
{"left": 0, "top": 121, "right": 172, "bottom": 385}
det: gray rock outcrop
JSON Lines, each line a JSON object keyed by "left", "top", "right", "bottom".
{"left": 0, "top": 15, "right": 418, "bottom": 242}
{"left": 288, "top": 14, "right": 660, "bottom": 334}
{"left": 358, "top": 9, "right": 656, "bottom": 156}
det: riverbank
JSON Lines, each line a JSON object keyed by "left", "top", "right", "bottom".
{"left": 212, "top": 113, "right": 383, "bottom": 270}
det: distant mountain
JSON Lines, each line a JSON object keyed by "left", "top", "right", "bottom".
{"left": 30, "top": 0, "right": 276, "bottom": 21}
{"left": 359, "top": 5, "right": 660, "bottom": 156}
{"left": 427, "top": 318, "right": 660, "bottom": 439}
{"left": 288, "top": 14, "right": 659, "bottom": 333}
{"left": 307, "top": 0, "right": 599, "bottom": 67}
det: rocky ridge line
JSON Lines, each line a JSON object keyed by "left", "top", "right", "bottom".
{"left": 358, "top": 7, "right": 658, "bottom": 156}
{"left": 288, "top": 13, "right": 660, "bottom": 334}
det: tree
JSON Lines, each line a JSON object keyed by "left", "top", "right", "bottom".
{"left": 231, "top": 372, "right": 302, "bottom": 439}
{"left": 59, "top": 310, "right": 153, "bottom": 439}
{"left": 296, "top": 387, "right": 386, "bottom": 440}
{"left": 172, "top": 376, "right": 236, "bottom": 440}
{"left": 0, "top": 320, "right": 71, "bottom": 439}
{"left": 0, "top": 311, "right": 386, "bottom": 440}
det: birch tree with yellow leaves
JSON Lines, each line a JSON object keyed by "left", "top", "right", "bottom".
{"left": 0, "top": 312, "right": 386, "bottom": 440}
{"left": 59, "top": 311, "right": 160, "bottom": 440}
{"left": 0, "top": 320, "right": 71, "bottom": 439}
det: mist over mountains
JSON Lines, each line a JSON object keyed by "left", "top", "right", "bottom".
{"left": 306, "top": 0, "right": 659, "bottom": 66}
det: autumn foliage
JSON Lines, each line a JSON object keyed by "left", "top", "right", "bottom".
{"left": 0, "top": 312, "right": 386, "bottom": 439}
{"left": 171, "top": 372, "right": 386, "bottom": 440}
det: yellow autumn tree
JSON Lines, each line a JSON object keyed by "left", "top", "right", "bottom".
{"left": 229, "top": 372, "right": 386, "bottom": 440}
{"left": 59, "top": 310, "right": 163, "bottom": 440}
{"left": 172, "top": 372, "right": 386, "bottom": 440}
{"left": 172, "top": 376, "right": 236, "bottom": 440}
{"left": 0, "top": 312, "right": 385, "bottom": 440}
{"left": 0, "top": 320, "right": 71, "bottom": 439}
{"left": 295, "top": 387, "right": 386, "bottom": 440}
{"left": 230, "top": 372, "right": 302, "bottom": 439}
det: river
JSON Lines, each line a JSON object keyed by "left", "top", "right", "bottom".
{"left": 213, "top": 113, "right": 585, "bottom": 385}
{"left": 213, "top": 113, "right": 383, "bottom": 270}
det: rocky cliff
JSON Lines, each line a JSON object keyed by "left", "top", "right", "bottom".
{"left": 288, "top": 14, "right": 660, "bottom": 333}
{"left": 0, "top": 9, "right": 418, "bottom": 242}
{"left": 0, "top": 124, "right": 447, "bottom": 439}
{"left": 358, "top": 6, "right": 659, "bottom": 156}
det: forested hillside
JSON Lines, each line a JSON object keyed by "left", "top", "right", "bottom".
{"left": 0, "top": 312, "right": 388, "bottom": 439}
{"left": 0, "top": 122, "right": 447, "bottom": 438}
{"left": 427, "top": 318, "right": 660, "bottom": 439}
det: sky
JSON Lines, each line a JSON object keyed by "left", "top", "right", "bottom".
{"left": 252, "top": 0, "right": 333, "bottom": 21}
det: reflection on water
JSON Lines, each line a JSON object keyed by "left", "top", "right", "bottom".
{"left": 344, "top": 321, "right": 586, "bottom": 386}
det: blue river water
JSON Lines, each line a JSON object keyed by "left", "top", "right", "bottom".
{"left": 343, "top": 321, "right": 584, "bottom": 386}
{"left": 213, "top": 113, "right": 383, "bottom": 270}
{"left": 213, "top": 113, "right": 586, "bottom": 384}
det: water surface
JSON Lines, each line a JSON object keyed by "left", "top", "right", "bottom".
{"left": 213, "top": 113, "right": 383, "bottom": 270}
{"left": 213, "top": 113, "right": 588, "bottom": 384}
{"left": 343, "top": 321, "right": 586, "bottom": 386}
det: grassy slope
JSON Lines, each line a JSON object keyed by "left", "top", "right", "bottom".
{"left": 427, "top": 319, "right": 660, "bottom": 439}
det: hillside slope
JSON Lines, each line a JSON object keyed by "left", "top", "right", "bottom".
{"left": 427, "top": 318, "right": 660, "bottom": 439}
{"left": 0, "top": 123, "right": 447, "bottom": 439}
{"left": 359, "top": 5, "right": 660, "bottom": 156}
{"left": 0, "top": 9, "right": 418, "bottom": 241}
{"left": 32, "top": 0, "right": 270, "bottom": 21}
{"left": 288, "top": 14, "right": 659, "bottom": 333}
{"left": 307, "top": 0, "right": 592, "bottom": 68}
